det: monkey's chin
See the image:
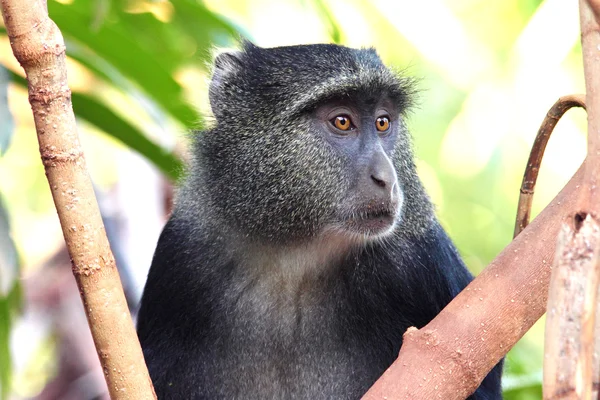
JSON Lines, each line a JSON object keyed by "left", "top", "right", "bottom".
{"left": 346, "top": 215, "right": 397, "bottom": 239}
{"left": 333, "top": 208, "right": 399, "bottom": 241}
{"left": 327, "top": 198, "right": 402, "bottom": 242}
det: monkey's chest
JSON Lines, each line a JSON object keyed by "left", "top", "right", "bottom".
{"left": 205, "top": 329, "right": 391, "bottom": 400}
{"left": 200, "top": 291, "right": 400, "bottom": 400}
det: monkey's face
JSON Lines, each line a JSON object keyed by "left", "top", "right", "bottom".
{"left": 201, "top": 43, "right": 423, "bottom": 245}
{"left": 312, "top": 96, "right": 404, "bottom": 241}
{"left": 200, "top": 94, "right": 407, "bottom": 245}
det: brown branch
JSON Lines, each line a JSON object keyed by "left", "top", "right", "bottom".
{"left": 364, "top": 0, "right": 600, "bottom": 396}
{"left": 589, "top": 0, "right": 600, "bottom": 26}
{"left": 542, "top": 1, "right": 600, "bottom": 399}
{"left": 363, "top": 160, "right": 585, "bottom": 400}
{"left": 543, "top": 214, "right": 600, "bottom": 399}
{"left": 579, "top": 0, "right": 600, "bottom": 213}
{"left": 514, "top": 94, "right": 586, "bottom": 238}
{"left": 0, "top": 1, "right": 156, "bottom": 398}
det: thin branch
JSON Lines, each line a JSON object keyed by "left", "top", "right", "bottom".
{"left": 514, "top": 94, "right": 586, "bottom": 238}
{"left": 579, "top": 0, "right": 600, "bottom": 213}
{"left": 0, "top": 1, "right": 156, "bottom": 398}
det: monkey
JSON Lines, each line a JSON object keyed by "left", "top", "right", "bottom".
{"left": 136, "top": 42, "right": 503, "bottom": 399}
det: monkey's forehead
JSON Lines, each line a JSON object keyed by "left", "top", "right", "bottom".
{"left": 210, "top": 42, "right": 415, "bottom": 117}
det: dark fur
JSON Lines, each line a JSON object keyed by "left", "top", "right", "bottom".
{"left": 137, "top": 42, "right": 503, "bottom": 399}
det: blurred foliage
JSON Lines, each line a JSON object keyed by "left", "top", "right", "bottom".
{"left": 0, "top": 282, "right": 20, "bottom": 400}
{"left": 0, "top": 66, "right": 13, "bottom": 155}
{"left": 0, "top": 0, "right": 588, "bottom": 398}
{"left": 0, "top": 196, "right": 21, "bottom": 400}
{"left": 0, "top": 64, "right": 20, "bottom": 400}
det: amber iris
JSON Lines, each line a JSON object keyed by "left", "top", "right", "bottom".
{"left": 376, "top": 117, "right": 390, "bottom": 132}
{"left": 333, "top": 115, "right": 352, "bottom": 131}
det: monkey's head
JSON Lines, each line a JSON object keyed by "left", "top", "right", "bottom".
{"left": 195, "top": 42, "right": 432, "bottom": 245}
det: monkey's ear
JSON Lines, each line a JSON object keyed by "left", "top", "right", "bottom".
{"left": 209, "top": 50, "right": 244, "bottom": 117}
{"left": 213, "top": 51, "right": 243, "bottom": 74}
{"left": 212, "top": 50, "right": 244, "bottom": 89}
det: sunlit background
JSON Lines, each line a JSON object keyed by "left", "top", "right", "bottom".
{"left": 0, "top": 0, "right": 587, "bottom": 399}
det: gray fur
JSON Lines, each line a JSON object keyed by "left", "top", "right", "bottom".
{"left": 137, "top": 42, "right": 503, "bottom": 400}
{"left": 182, "top": 41, "right": 432, "bottom": 244}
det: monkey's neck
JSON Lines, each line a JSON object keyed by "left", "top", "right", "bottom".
{"left": 234, "top": 232, "right": 360, "bottom": 294}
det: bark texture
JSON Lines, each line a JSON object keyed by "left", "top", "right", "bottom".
{"left": 364, "top": 1, "right": 600, "bottom": 398}
{"left": 363, "top": 163, "right": 584, "bottom": 399}
{"left": 0, "top": 1, "right": 156, "bottom": 398}
{"left": 542, "top": 1, "right": 600, "bottom": 399}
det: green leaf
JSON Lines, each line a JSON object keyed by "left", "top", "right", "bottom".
{"left": 310, "top": 0, "right": 343, "bottom": 44}
{"left": 169, "top": 0, "right": 242, "bottom": 62}
{"left": 71, "top": 92, "right": 184, "bottom": 180}
{"left": 0, "top": 296, "right": 11, "bottom": 400}
{"left": 111, "top": 10, "right": 190, "bottom": 72}
{"left": 90, "top": 0, "right": 112, "bottom": 31}
{"left": 0, "top": 283, "right": 21, "bottom": 400}
{"left": 48, "top": 0, "right": 198, "bottom": 126}
{"left": 9, "top": 72, "right": 183, "bottom": 180}
{"left": 56, "top": 39, "right": 183, "bottom": 138}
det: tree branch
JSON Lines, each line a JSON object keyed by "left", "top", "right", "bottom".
{"left": 542, "top": 1, "right": 600, "bottom": 398}
{"left": 363, "top": 160, "right": 585, "bottom": 399}
{"left": 543, "top": 214, "right": 600, "bottom": 399}
{"left": 364, "top": 0, "right": 600, "bottom": 397}
{"left": 0, "top": 1, "right": 156, "bottom": 398}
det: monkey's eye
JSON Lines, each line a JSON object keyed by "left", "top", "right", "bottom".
{"left": 331, "top": 115, "right": 353, "bottom": 132}
{"left": 376, "top": 116, "right": 390, "bottom": 132}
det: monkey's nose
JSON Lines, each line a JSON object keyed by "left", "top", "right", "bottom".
{"left": 371, "top": 174, "right": 387, "bottom": 188}
{"left": 369, "top": 150, "right": 397, "bottom": 191}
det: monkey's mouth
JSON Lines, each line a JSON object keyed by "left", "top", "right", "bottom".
{"left": 342, "top": 203, "right": 398, "bottom": 237}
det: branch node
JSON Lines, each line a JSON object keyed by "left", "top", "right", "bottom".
{"left": 29, "top": 85, "right": 71, "bottom": 105}
{"left": 40, "top": 147, "right": 84, "bottom": 166}
{"left": 574, "top": 212, "right": 588, "bottom": 231}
